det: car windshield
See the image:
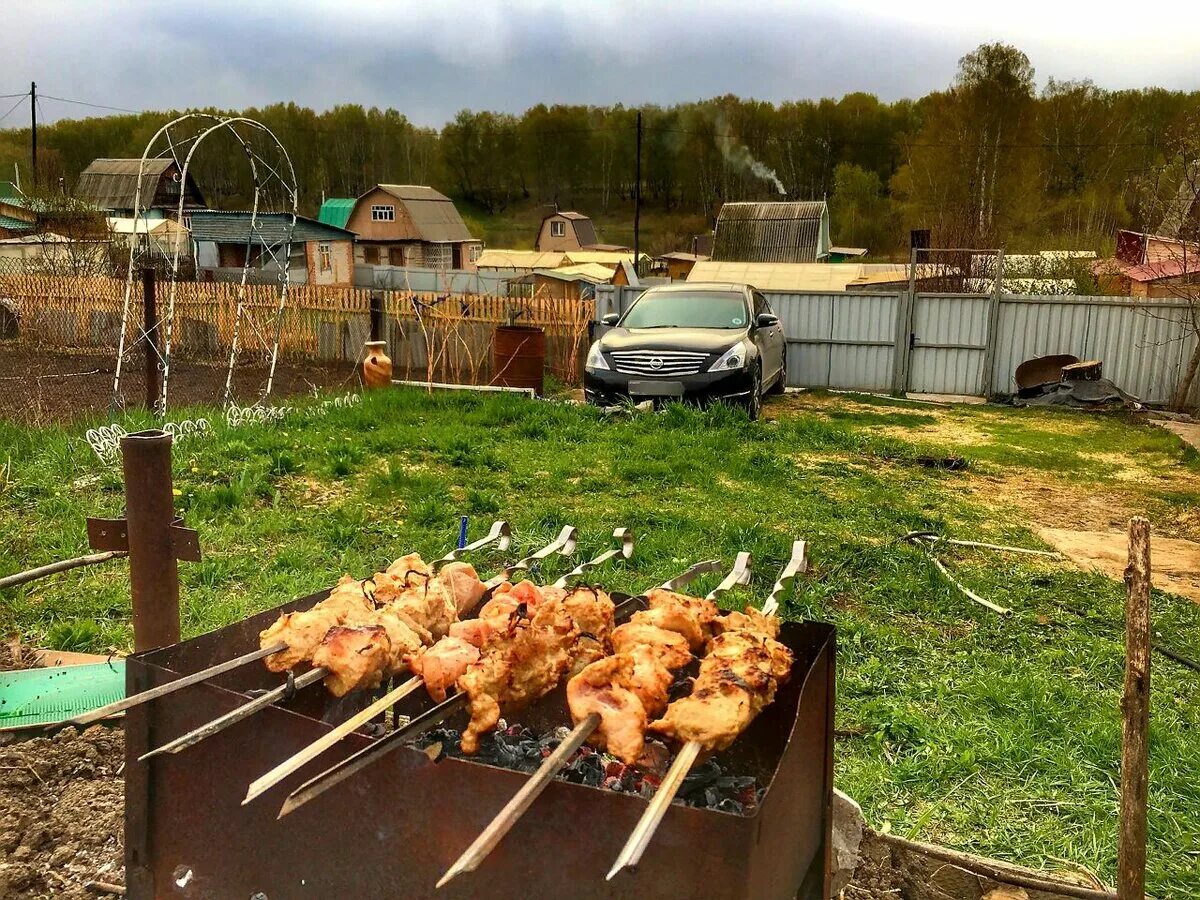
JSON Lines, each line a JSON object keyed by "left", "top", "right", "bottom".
{"left": 620, "top": 291, "right": 748, "bottom": 329}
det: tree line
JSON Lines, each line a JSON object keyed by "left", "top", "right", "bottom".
{"left": 1, "top": 43, "right": 1197, "bottom": 256}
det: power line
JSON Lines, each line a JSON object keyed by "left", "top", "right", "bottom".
{"left": 38, "top": 93, "right": 138, "bottom": 114}
{"left": 0, "top": 95, "right": 26, "bottom": 125}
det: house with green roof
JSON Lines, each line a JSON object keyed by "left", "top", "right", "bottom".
{"left": 0, "top": 183, "right": 37, "bottom": 238}
{"left": 317, "top": 197, "right": 355, "bottom": 231}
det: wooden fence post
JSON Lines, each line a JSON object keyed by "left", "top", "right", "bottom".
{"left": 1119, "top": 516, "right": 1151, "bottom": 900}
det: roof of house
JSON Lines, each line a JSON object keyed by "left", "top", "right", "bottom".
{"left": 657, "top": 251, "right": 708, "bottom": 262}
{"left": 1095, "top": 257, "right": 1200, "bottom": 282}
{"left": 0, "top": 214, "right": 34, "bottom": 232}
{"left": 562, "top": 250, "right": 645, "bottom": 268}
{"left": 475, "top": 249, "right": 568, "bottom": 270}
{"left": 317, "top": 198, "right": 356, "bottom": 230}
{"left": 522, "top": 265, "right": 610, "bottom": 285}
{"left": 552, "top": 262, "right": 616, "bottom": 282}
{"left": 188, "top": 211, "right": 355, "bottom": 245}
{"left": 107, "top": 217, "right": 190, "bottom": 236}
{"left": 368, "top": 184, "right": 476, "bottom": 243}
{"left": 712, "top": 201, "right": 830, "bottom": 263}
{"left": 543, "top": 211, "right": 598, "bottom": 246}
{"left": 615, "top": 259, "right": 640, "bottom": 287}
{"left": 830, "top": 246, "right": 868, "bottom": 257}
{"left": 582, "top": 242, "right": 630, "bottom": 252}
{"left": 687, "top": 260, "right": 867, "bottom": 292}
{"left": 75, "top": 158, "right": 204, "bottom": 211}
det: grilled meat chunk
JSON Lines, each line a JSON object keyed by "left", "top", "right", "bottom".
{"left": 711, "top": 605, "right": 781, "bottom": 641}
{"left": 563, "top": 585, "right": 616, "bottom": 675}
{"left": 649, "top": 629, "right": 793, "bottom": 752}
{"left": 258, "top": 577, "right": 375, "bottom": 672}
{"left": 311, "top": 625, "right": 392, "bottom": 697}
{"left": 438, "top": 561, "right": 488, "bottom": 615}
{"left": 457, "top": 596, "right": 578, "bottom": 754}
{"left": 406, "top": 636, "right": 481, "bottom": 703}
{"left": 610, "top": 622, "right": 693, "bottom": 670}
{"left": 567, "top": 645, "right": 675, "bottom": 764}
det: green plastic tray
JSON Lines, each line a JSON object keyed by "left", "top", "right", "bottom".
{"left": 0, "top": 660, "right": 126, "bottom": 729}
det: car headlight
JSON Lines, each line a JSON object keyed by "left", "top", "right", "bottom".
{"left": 585, "top": 343, "right": 610, "bottom": 372}
{"left": 708, "top": 344, "right": 746, "bottom": 372}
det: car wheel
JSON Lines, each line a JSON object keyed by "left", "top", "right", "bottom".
{"left": 745, "top": 366, "right": 762, "bottom": 420}
{"left": 767, "top": 354, "right": 786, "bottom": 396}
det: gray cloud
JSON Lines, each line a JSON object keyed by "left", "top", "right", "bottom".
{"left": 5, "top": 0, "right": 1198, "bottom": 128}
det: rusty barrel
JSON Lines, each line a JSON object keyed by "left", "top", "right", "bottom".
{"left": 492, "top": 325, "right": 546, "bottom": 395}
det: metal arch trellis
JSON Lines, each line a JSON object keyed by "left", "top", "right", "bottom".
{"left": 113, "top": 113, "right": 299, "bottom": 416}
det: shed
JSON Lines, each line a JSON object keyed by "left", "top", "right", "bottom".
{"left": 828, "top": 246, "right": 868, "bottom": 262}
{"left": 189, "top": 211, "right": 356, "bottom": 286}
{"left": 74, "top": 158, "right": 205, "bottom": 218}
{"left": 656, "top": 251, "right": 708, "bottom": 281}
{"left": 712, "top": 201, "right": 831, "bottom": 263}
{"left": 509, "top": 265, "right": 609, "bottom": 301}
{"left": 475, "top": 249, "right": 568, "bottom": 272}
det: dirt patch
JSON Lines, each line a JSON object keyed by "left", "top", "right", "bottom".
{"left": 0, "top": 725, "right": 124, "bottom": 898}
{"left": 1158, "top": 419, "right": 1200, "bottom": 451}
{"left": 879, "top": 419, "right": 993, "bottom": 448}
{"left": 0, "top": 344, "right": 358, "bottom": 426}
{"left": 963, "top": 471, "right": 1154, "bottom": 535}
{"left": 1039, "top": 527, "right": 1200, "bottom": 603}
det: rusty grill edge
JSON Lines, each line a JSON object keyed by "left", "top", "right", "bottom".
{"left": 126, "top": 589, "right": 835, "bottom": 900}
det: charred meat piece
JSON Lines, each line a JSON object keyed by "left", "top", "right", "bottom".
{"left": 311, "top": 625, "right": 392, "bottom": 697}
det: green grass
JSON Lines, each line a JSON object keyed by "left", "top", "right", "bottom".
{"left": 2, "top": 388, "right": 1200, "bottom": 893}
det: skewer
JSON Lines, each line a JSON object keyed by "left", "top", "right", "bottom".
{"left": 433, "top": 520, "right": 512, "bottom": 569}
{"left": 240, "top": 529, "right": 629, "bottom": 805}
{"left": 606, "top": 544, "right": 806, "bottom": 880}
{"left": 278, "top": 558, "right": 725, "bottom": 820}
{"left": 59, "top": 522, "right": 513, "bottom": 731}
{"left": 436, "top": 553, "right": 750, "bottom": 888}
{"left": 138, "top": 526, "right": 576, "bottom": 761}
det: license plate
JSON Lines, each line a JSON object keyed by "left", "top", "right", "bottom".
{"left": 628, "top": 380, "right": 685, "bottom": 397}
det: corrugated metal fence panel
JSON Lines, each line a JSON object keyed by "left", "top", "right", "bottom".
{"left": 992, "top": 297, "right": 1092, "bottom": 394}
{"left": 991, "top": 296, "right": 1196, "bottom": 404}
{"left": 908, "top": 294, "right": 990, "bottom": 395}
{"left": 766, "top": 291, "right": 898, "bottom": 390}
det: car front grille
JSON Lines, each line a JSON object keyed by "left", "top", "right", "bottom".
{"left": 608, "top": 349, "right": 711, "bottom": 377}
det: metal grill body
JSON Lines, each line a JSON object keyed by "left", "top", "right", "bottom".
{"left": 608, "top": 349, "right": 710, "bottom": 377}
{"left": 124, "top": 592, "right": 835, "bottom": 899}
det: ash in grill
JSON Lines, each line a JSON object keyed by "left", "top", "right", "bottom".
{"left": 415, "top": 722, "right": 764, "bottom": 815}
{"left": 608, "top": 348, "right": 711, "bottom": 376}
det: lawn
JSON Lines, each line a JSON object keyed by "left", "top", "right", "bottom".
{"left": 2, "top": 387, "right": 1199, "bottom": 894}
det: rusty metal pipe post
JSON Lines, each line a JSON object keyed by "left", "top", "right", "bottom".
{"left": 121, "top": 430, "right": 180, "bottom": 651}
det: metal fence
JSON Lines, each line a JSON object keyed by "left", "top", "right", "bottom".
{"left": 594, "top": 284, "right": 1200, "bottom": 405}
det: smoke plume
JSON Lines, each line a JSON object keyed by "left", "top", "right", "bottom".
{"left": 716, "top": 120, "right": 786, "bottom": 196}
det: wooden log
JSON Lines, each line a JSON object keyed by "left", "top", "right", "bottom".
{"left": 1119, "top": 516, "right": 1152, "bottom": 900}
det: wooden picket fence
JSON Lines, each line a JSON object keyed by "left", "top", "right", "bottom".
{"left": 0, "top": 274, "right": 593, "bottom": 385}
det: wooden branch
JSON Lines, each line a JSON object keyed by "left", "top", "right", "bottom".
{"left": 0, "top": 550, "right": 127, "bottom": 591}
{"left": 878, "top": 833, "right": 1117, "bottom": 900}
{"left": 1120, "top": 516, "right": 1152, "bottom": 900}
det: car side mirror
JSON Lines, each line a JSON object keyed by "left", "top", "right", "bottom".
{"left": 756, "top": 313, "right": 779, "bottom": 328}
{"left": 601, "top": 313, "right": 620, "bottom": 326}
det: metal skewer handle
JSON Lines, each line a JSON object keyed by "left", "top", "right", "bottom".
{"left": 483, "top": 525, "right": 577, "bottom": 589}
{"left": 433, "top": 520, "right": 510, "bottom": 570}
{"left": 705, "top": 551, "right": 751, "bottom": 600}
{"left": 552, "top": 528, "right": 633, "bottom": 588}
{"left": 762, "top": 540, "right": 806, "bottom": 617}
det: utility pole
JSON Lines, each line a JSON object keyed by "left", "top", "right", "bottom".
{"left": 29, "top": 82, "right": 37, "bottom": 190}
{"left": 633, "top": 111, "right": 642, "bottom": 272}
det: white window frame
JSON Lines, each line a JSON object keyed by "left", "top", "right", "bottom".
{"left": 317, "top": 242, "right": 332, "bottom": 271}
{"left": 550, "top": 220, "right": 566, "bottom": 238}
{"left": 468, "top": 243, "right": 482, "bottom": 263}
{"left": 371, "top": 204, "right": 395, "bottom": 222}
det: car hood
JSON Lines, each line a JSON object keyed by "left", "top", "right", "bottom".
{"left": 599, "top": 327, "right": 748, "bottom": 354}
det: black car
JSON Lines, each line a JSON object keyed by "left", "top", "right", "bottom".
{"left": 583, "top": 282, "right": 787, "bottom": 419}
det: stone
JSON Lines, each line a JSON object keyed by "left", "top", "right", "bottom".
{"left": 831, "top": 788, "right": 865, "bottom": 895}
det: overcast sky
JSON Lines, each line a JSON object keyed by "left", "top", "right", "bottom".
{"left": 5, "top": 0, "right": 1200, "bottom": 129}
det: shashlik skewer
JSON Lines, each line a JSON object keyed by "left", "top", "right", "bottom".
{"left": 435, "top": 553, "right": 752, "bottom": 888}
{"left": 276, "top": 558, "right": 726, "bottom": 819}
{"left": 241, "top": 529, "right": 632, "bottom": 805}
{"left": 138, "top": 526, "right": 578, "bottom": 761}
{"left": 59, "top": 521, "right": 512, "bottom": 731}
{"left": 605, "top": 540, "right": 808, "bottom": 881}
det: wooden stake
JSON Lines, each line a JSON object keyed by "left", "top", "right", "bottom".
{"left": 1119, "top": 516, "right": 1151, "bottom": 900}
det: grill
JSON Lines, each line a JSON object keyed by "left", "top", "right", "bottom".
{"left": 608, "top": 349, "right": 711, "bottom": 377}
{"left": 123, "top": 591, "right": 835, "bottom": 899}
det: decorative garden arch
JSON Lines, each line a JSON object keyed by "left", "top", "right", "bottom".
{"left": 112, "top": 113, "right": 299, "bottom": 415}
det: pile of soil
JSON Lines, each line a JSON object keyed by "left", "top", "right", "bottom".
{"left": 0, "top": 725, "right": 124, "bottom": 898}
